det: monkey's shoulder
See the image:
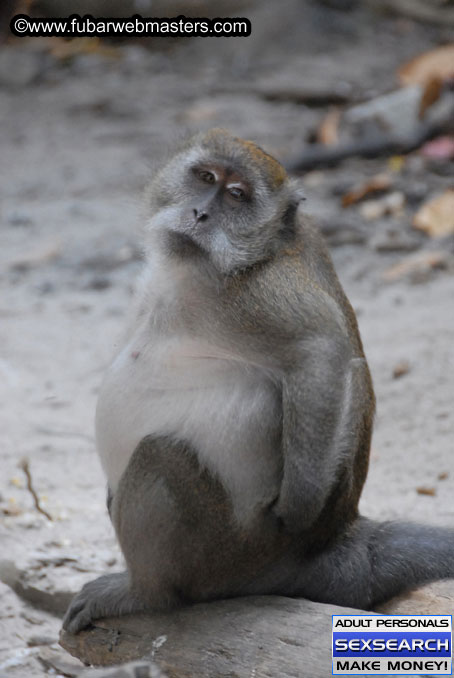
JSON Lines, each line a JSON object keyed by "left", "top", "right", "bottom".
{"left": 225, "top": 219, "right": 354, "bottom": 341}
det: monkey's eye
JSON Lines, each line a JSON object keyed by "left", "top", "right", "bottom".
{"left": 197, "top": 170, "right": 216, "bottom": 184}
{"left": 228, "top": 186, "right": 246, "bottom": 201}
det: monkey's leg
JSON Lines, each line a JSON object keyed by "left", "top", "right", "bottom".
{"left": 62, "top": 572, "right": 143, "bottom": 634}
{"left": 112, "top": 435, "right": 265, "bottom": 603}
{"left": 63, "top": 438, "right": 199, "bottom": 634}
{"left": 64, "top": 435, "right": 253, "bottom": 634}
{"left": 292, "top": 517, "right": 454, "bottom": 609}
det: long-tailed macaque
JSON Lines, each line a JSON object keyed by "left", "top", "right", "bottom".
{"left": 64, "top": 129, "right": 454, "bottom": 633}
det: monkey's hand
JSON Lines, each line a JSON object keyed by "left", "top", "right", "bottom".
{"left": 274, "top": 343, "right": 372, "bottom": 534}
{"left": 62, "top": 572, "right": 142, "bottom": 634}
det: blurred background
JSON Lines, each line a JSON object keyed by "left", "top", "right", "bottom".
{"left": 0, "top": 1, "right": 453, "bottom": 675}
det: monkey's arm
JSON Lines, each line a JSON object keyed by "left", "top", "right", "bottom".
{"left": 274, "top": 334, "right": 373, "bottom": 534}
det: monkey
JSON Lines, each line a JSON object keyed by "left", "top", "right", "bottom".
{"left": 63, "top": 129, "right": 454, "bottom": 634}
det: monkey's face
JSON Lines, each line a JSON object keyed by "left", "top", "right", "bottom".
{"left": 146, "top": 131, "right": 301, "bottom": 275}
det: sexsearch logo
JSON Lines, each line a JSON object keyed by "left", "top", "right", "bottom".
{"left": 332, "top": 614, "right": 452, "bottom": 675}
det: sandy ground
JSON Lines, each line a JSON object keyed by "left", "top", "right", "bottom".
{"left": 0, "top": 1, "right": 453, "bottom": 675}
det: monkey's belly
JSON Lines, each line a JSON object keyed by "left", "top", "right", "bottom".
{"left": 96, "top": 335, "right": 282, "bottom": 522}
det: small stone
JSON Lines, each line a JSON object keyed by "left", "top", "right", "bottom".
{"left": 372, "top": 231, "right": 420, "bottom": 253}
{"left": 27, "top": 635, "right": 55, "bottom": 647}
{"left": 6, "top": 210, "right": 34, "bottom": 227}
{"left": 87, "top": 277, "right": 112, "bottom": 291}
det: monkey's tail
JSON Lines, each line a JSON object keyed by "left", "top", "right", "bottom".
{"left": 293, "top": 517, "right": 454, "bottom": 610}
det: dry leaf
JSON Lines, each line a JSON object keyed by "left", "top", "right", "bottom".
{"left": 413, "top": 189, "right": 454, "bottom": 237}
{"left": 398, "top": 45, "right": 454, "bottom": 88}
{"left": 392, "top": 360, "right": 410, "bottom": 379}
{"left": 438, "top": 472, "right": 449, "bottom": 481}
{"left": 317, "top": 109, "right": 341, "bottom": 146}
{"left": 382, "top": 250, "right": 449, "bottom": 282}
{"left": 416, "top": 486, "right": 436, "bottom": 496}
{"left": 342, "top": 173, "right": 392, "bottom": 207}
{"left": 418, "top": 77, "right": 443, "bottom": 118}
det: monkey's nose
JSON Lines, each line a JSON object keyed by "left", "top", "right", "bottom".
{"left": 193, "top": 208, "right": 209, "bottom": 223}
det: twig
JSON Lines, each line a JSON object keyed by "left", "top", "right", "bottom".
{"left": 18, "top": 458, "right": 53, "bottom": 521}
{"left": 285, "top": 109, "right": 454, "bottom": 173}
{"left": 35, "top": 425, "right": 94, "bottom": 443}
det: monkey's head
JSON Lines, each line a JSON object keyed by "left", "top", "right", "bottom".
{"left": 146, "top": 129, "right": 304, "bottom": 274}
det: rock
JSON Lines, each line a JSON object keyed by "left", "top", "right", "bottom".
{"left": 371, "top": 229, "right": 421, "bottom": 253}
{"left": 376, "top": 580, "right": 454, "bottom": 615}
{"left": 60, "top": 587, "right": 454, "bottom": 676}
{"left": 37, "top": 645, "right": 85, "bottom": 676}
{"left": 60, "top": 597, "right": 374, "bottom": 678}
{"left": 345, "top": 85, "right": 423, "bottom": 137}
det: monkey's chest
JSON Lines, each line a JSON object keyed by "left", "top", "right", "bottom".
{"left": 96, "top": 333, "right": 282, "bottom": 521}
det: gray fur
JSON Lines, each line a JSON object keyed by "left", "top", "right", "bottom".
{"left": 63, "top": 130, "right": 454, "bottom": 634}
{"left": 63, "top": 572, "right": 143, "bottom": 634}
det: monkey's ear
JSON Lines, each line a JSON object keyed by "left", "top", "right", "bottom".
{"left": 281, "top": 189, "right": 306, "bottom": 239}
{"left": 290, "top": 187, "right": 306, "bottom": 204}
{"left": 286, "top": 187, "right": 306, "bottom": 214}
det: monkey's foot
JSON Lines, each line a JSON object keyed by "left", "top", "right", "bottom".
{"left": 62, "top": 572, "right": 142, "bottom": 634}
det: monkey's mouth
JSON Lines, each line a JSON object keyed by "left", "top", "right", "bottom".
{"left": 164, "top": 229, "right": 208, "bottom": 260}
